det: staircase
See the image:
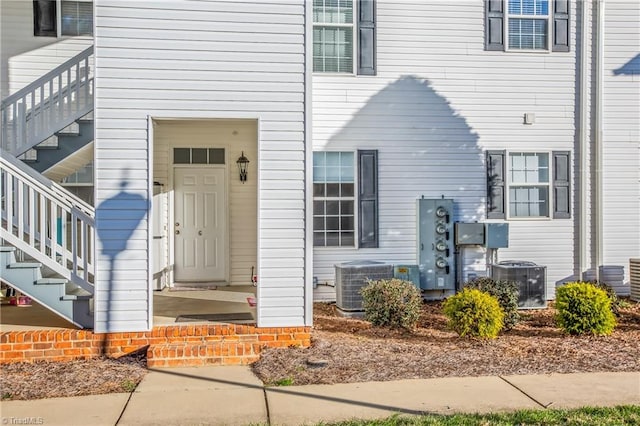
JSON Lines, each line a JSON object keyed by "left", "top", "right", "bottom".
{"left": 0, "top": 247, "right": 92, "bottom": 328}
{"left": 1, "top": 46, "right": 96, "bottom": 329}
{"left": 24, "top": 113, "right": 94, "bottom": 177}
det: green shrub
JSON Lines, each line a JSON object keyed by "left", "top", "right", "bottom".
{"left": 584, "top": 280, "right": 627, "bottom": 316}
{"left": 360, "top": 278, "right": 423, "bottom": 329}
{"left": 443, "top": 288, "right": 504, "bottom": 339}
{"left": 464, "top": 276, "right": 520, "bottom": 330}
{"left": 555, "top": 282, "right": 616, "bottom": 336}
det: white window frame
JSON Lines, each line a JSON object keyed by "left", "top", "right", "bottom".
{"left": 506, "top": 151, "right": 552, "bottom": 220}
{"left": 313, "top": 151, "right": 358, "bottom": 248}
{"left": 505, "top": 0, "right": 552, "bottom": 52}
{"left": 312, "top": 0, "right": 357, "bottom": 75}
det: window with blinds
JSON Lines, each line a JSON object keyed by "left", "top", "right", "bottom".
{"left": 61, "top": 1, "right": 93, "bottom": 36}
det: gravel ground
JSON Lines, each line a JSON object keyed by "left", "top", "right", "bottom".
{"left": 2, "top": 300, "right": 638, "bottom": 400}
{"left": 252, "top": 300, "right": 640, "bottom": 386}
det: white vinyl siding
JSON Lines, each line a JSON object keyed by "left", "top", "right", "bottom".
{"left": 94, "top": 0, "right": 307, "bottom": 331}
{"left": 313, "top": 0, "right": 578, "bottom": 299}
{"left": 601, "top": 1, "right": 640, "bottom": 286}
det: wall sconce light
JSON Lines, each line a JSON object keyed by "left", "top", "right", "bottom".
{"left": 236, "top": 151, "right": 250, "bottom": 183}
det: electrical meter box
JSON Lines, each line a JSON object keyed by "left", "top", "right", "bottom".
{"left": 417, "top": 198, "right": 455, "bottom": 291}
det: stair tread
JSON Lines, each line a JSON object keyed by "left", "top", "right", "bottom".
{"left": 65, "top": 282, "right": 92, "bottom": 296}
{"left": 35, "top": 278, "right": 68, "bottom": 285}
{"left": 0, "top": 247, "right": 17, "bottom": 252}
{"left": 61, "top": 294, "right": 92, "bottom": 301}
{"left": 8, "top": 262, "right": 41, "bottom": 269}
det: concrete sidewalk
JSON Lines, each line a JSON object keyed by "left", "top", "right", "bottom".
{"left": 2, "top": 368, "right": 639, "bottom": 426}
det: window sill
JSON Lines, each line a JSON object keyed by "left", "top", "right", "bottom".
{"left": 506, "top": 217, "right": 553, "bottom": 221}
{"left": 503, "top": 48, "right": 552, "bottom": 54}
{"left": 313, "top": 246, "right": 358, "bottom": 250}
{"left": 313, "top": 72, "right": 357, "bottom": 77}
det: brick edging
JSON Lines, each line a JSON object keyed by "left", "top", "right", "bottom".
{"left": 0, "top": 325, "right": 311, "bottom": 366}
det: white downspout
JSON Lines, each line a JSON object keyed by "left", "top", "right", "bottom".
{"left": 578, "top": 0, "right": 589, "bottom": 279}
{"left": 594, "top": 0, "right": 605, "bottom": 282}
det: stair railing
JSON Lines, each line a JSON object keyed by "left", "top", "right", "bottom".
{"left": 1, "top": 46, "right": 94, "bottom": 157}
{"left": 0, "top": 151, "right": 94, "bottom": 293}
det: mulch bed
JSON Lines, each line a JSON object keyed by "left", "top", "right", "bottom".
{"left": 252, "top": 300, "right": 640, "bottom": 386}
{"left": 0, "top": 353, "right": 147, "bottom": 401}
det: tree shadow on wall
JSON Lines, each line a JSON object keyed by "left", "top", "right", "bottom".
{"left": 613, "top": 54, "right": 640, "bottom": 75}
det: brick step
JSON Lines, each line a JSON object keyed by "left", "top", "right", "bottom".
{"left": 146, "top": 342, "right": 261, "bottom": 368}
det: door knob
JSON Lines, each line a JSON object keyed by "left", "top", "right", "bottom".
{"left": 175, "top": 230, "right": 180, "bottom": 235}
{"left": 175, "top": 222, "right": 180, "bottom": 227}
{"left": 198, "top": 230, "right": 203, "bottom": 236}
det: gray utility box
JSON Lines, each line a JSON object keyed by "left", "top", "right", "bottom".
{"left": 454, "top": 222, "right": 509, "bottom": 248}
{"left": 393, "top": 265, "right": 420, "bottom": 289}
{"left": 491, "top": 261, "right": 547, "bottom": 308}
{"left": 485, "top": 223, "right": 509, "bottom": 248}
{"left": 417, "top": 198, "right": 455, "bottom": 290}
{"left": 454, "top": 222, "right": 485, "bottom": 245}
{"left": 335, "top": 261, "right": 393, "bottom": 311}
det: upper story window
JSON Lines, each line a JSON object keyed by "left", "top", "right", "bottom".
{"left": 313, "top": 0, "right": 354, "bottom": 73}
{"left": 485, "top": 0, "right": 569, "bottom": 52}
{"left": 507, "top": 0, "right": 549, "bottom": 50}
{"left": 34, "top": 0, "right": 93, "bottom": 37}
{"left": 313, "top": 0, "right": 377, "bottom": 75}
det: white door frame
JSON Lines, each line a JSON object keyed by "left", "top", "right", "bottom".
{"left": 169, "top": 153, "right": 230, "bottom": 284}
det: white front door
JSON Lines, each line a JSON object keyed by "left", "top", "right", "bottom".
{"left": 174, "top": 167, "right": 226, "bottom": 282}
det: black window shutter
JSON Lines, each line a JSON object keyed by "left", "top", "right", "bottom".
{"left": 358, "top": 150, "right": 378, "bottom": 248}
{"left": 552, "top": 0, "right": 570, "bottom": 52}
{"left": 553, "top": 151, "right": 571, "bottom": 218}
{"left": 33, "top": 0, "right": 57, "bottom": 37}
{"left": 486, "top": 150, "right": 506, "bottom": 219}
{"left": 357, "top": 0, "right": 376, "bottom": 75}
{"left": 485, "top": 0, "right": 505, "bottom": 51}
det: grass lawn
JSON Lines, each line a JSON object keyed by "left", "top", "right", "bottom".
{"left": 320, "top": 405, "right": 640, "bottom": 425}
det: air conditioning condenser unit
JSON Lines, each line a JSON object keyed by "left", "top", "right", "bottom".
{"left": 490, "top": 261, "right": 547, "bottom": 309}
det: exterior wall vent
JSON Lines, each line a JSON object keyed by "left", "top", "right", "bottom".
{"left": 630, "top": 259, "right": 640, "bottom": 302}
